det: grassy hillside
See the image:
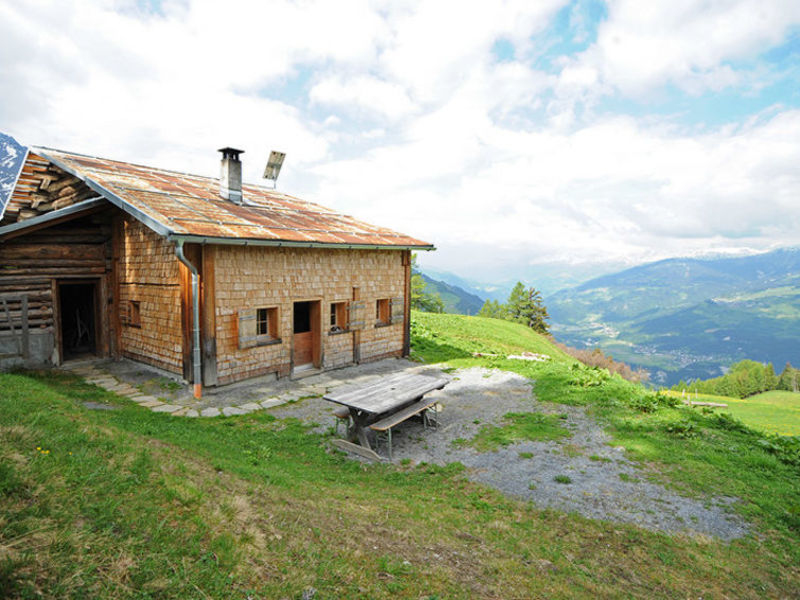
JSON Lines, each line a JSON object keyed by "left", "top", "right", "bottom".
{"left": 410, "top": 312, "right": 573, "bottom": 364}
{"left": 1, "top": 313, "right": 799, "bottom": 598}
{"left": 724, "top": 391, "right": 800, "bottom": 436}
{"left": 666, "top": 389, "right": 800, "bottom": 436}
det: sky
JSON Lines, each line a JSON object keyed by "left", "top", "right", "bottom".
{"left": 1, "top": 0, "right": 799, "bottom": 288}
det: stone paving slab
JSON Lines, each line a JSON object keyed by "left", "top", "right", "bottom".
{"left": 139, "top": 400, "right": 165, "bottom": 408}
{"left": 260, "top": 398, "right": 285, "bottom": 409}
{"left": 134, "top": 395, "right": 159, "bottom": 404}
{"left": 65, "top": 357, "right": 424, "bottom": 419}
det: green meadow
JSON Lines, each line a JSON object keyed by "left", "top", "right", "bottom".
{"left": 0, "top": 312, "right": 798, "bottom": 598}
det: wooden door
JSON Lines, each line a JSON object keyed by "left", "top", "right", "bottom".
{"left": 293, "top": 300, "right": 320, "bottom": 368}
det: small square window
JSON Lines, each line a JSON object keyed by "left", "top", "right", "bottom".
{"left": 128, "top": 301, "right": 141, "bottom": 328}
{"left": 256, "top": 307, "right": 279, "bottom": 341}
{"left": 375, "top": 298, "right": 390, "bottom": 326}
{"left": 330, "top": 301, "right": 348, "bottom": 332}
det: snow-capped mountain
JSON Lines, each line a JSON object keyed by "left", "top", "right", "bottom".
{"left": 0, "top": 132, "right": 26, "bottom": 217}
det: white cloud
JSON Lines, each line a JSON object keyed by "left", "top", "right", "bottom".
{"left": 1, "top": 0, "right": 799, "bottom": 286}
{"left": 310, "top": 75, "right": 417, "bottom": 119}
{"left": 559, "top": 0, "right": 800, "bottom": 98}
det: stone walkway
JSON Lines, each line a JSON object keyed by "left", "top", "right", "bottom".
{"left": 60, "top": 357, "right": 436, "bottom": 418}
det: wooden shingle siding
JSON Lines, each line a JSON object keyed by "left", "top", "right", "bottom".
{"left": 213, "top": 246, "right": 405, "bottom": 385}
{"left": 117, "top": 217, "right": 183, "bottom": 374}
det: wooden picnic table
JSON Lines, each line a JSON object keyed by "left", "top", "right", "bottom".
{"left": 324, "top": 371, "right": 449, "bottom": 457}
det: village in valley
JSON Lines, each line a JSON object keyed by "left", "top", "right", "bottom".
{"left": 1, "top": 2, "right": 799, "bottom": 599}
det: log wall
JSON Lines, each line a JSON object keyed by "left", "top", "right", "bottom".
{"left": 213, "top": 246, "right": 406, "bottom": 385}
{"left": 116, "top": 217, "right": 183, "bottom": 374}
{"left": 0, "top": 211, "right": 113, "bottom": 367}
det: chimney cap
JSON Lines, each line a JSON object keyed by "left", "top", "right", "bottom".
{"left": 218, "top": 147, "right": 245, "bottom": 161}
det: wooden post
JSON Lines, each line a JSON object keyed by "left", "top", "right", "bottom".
{"left": 51, "top": 281, "right": 61, "bottom": 365}
{"left": 311, "top": 300, "right": 322, "bottom": 368}
{"left": 20, "top": 294, "right": 31, "bottom": 360}
{"left": 201, "top": 245, "right": 218, "bottom": 386}
{"left": 179, "top": 244, "right": 202, "bottom": 382}
{"left": 110, "top": 216, "right": 122, "bottom": 358}
{"left": 352, "top": 286, "right": 361, "bottom": 364}
{"left": 402, "top": 250, "right": 411, "bottom": 357}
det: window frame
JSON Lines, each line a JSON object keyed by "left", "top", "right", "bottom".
{"left": 329, "top": 301, "right": 349, "bottom": 334}
{"left": 375, "top": 298, "right": 391, "bottom": 327}
{"left": 255, "top": 306, "right": 280, "bottom": 345}
{"left": 128, "top": 300, "right": 141, "bottom": 328}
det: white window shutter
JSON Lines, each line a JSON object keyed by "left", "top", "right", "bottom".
{"left": 390, "top": 296, "right": 405, "bottom": 324}
{"left": 347, "top": 300, "right": 366, "bottom": 330}
{"left": 238, "top": 308, "right": 257, "bottom": 349}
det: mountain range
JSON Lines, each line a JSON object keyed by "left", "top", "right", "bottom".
{"left": 419, "top": 273, "right": 485, "bottom": 315}
{"left": 545, "top": 248, "right": 800, "bottom": 385}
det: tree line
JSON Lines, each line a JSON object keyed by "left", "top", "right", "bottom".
{"left": 672, "top": 359, "right": 800, "bottom": 399}
{"left": 409, "top": 255, "right": 445, "bottom": 314}
{"left": 477, "top": 282, "right": 550, "bottom": 334}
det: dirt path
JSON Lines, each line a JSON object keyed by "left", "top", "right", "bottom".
{"left": 275, "top": 366, "right": 749, "bottom": 540}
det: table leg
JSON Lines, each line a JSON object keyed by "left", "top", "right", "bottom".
{"left": 348, "top": 408, "right": 373, "bottom": 450}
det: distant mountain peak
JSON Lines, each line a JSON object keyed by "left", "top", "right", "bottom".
{"left": 0, "top": 132, "right": 26, "bottom": 217}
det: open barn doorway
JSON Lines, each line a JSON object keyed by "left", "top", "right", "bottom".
{"left": 292, "top": 300, "right": 321, "bottom": 373}
{"left": 58, "top": 282, "right": 98, "bottom": 361}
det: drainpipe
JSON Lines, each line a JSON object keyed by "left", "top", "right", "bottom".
{"left": 175, "top": 240, "right": 202, "bottom": 399}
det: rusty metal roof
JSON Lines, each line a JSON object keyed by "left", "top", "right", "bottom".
{"left": 6, "top": 146, "right": 434, "bottom": 250}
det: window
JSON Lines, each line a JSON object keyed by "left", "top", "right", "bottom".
{"left": 375, "top": 298, "right": 390, "bottom": 326}
{"left": 128, "top": 301, "right": 141, "bottom": 328}
{"left": 256, "top": 307, "right": 279, "bottom": 340}
{"left": 238, "top": 307, "right": 280, "bottom": 349}
{"left": 330, "top": 301, "right": 348, "bottom": 333}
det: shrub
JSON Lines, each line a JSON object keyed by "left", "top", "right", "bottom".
{"left": 757, "top": 435, "right": 800, "bottom": 468}
{"left": 554, "top": 342, "right": 650, "bottom": 383}
{"left": 664, "top": 420, "right": 697, "bottom": 438}
{"left": 710, "top": 412, "right": 751, "bottom": 434}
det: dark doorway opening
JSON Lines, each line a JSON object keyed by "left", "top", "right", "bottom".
{"left": 293, "top": 301, "right": 311, "bottom": 334}
{"left": 292, "top": 300, "right": 320, "bottom": 370}
{"left": 60, "top": 283, "right": 97, "bottom": 360}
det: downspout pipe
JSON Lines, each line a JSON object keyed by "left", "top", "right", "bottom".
{"left": 175, "top": 240, "right": 202, "bottom": 399}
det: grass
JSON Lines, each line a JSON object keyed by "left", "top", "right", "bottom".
{"left": 458, "top": 412, "right": 571, "bottom": 451}
{"left": 664, "top": 389, "right": 800, "bottom": 436}
{"left": 411, "top": 312, "right": 800, "bottom": 588}
{"left": 1, "top": 312, "right": 799, "bottom": 597}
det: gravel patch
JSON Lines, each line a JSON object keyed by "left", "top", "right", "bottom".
{"left": 276, "top": 366, "right": 749, "bottom": 540}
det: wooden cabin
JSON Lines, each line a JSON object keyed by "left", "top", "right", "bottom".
{"left": 0, "top": 146, "right": 433, "bottom": 393}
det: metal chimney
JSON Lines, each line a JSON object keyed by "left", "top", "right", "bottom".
{"left": 218, "top": 147, "right": 244, "bottom": 204}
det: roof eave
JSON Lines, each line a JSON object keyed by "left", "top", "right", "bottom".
{"left": 0, "top": 197, "right": 107, "bottom": 240}
{"left": 167, "top": 233, "right": 436, "bottom": 251}
{"left": 31, "top": 147, "right": 174, "bottom": 239}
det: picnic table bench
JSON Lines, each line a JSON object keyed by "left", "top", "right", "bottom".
{"left": 324, "top": 371, "right": 449, "bottom": 460}
{"left": 369, "top": 394, "right": 441, "bottom": 460}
